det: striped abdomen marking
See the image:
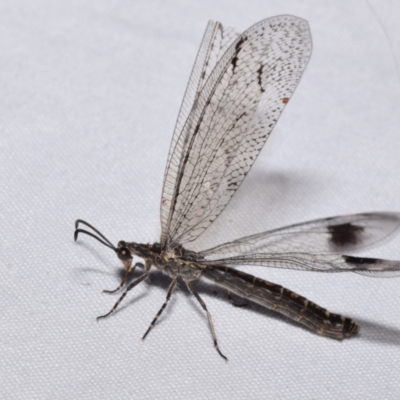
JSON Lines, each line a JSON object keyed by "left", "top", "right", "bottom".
{"left": 203, "top": 265, "right": 358, "bottom": 339}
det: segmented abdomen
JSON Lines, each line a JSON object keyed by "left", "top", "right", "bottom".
{"left": 203, "top": 265, "right": 358, "bottom": 339}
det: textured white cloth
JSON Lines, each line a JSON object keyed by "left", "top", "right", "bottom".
{"left": 1, "top": 1, "right": 400, "bottom": 399}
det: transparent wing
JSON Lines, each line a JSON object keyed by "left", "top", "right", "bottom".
{"left": 160, "top": 16, "right": 312, "bottom": 249}
{"left": 199, "top": 212, "right": 400, "bottom": 257}
{"left": 163, "top": 21, "right": 240, "bottom": 192}
{"left": 198, "top": 253, "right": 400, "bottom": 278}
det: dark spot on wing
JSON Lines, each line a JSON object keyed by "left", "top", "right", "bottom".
{"left": 343, "top": 255, "right": 379, "bottom": 265}
{"left": 231, "top": 36, "right": 247, "bottom": 71}
{"left": 282, "top": 97, "right": 289, "bottom": 104}
{"left": 257, "top": 64, "right": 265, "bottom": 92}
{"left": 328, "top": 223, "right": 364, "bottom": 247}
{"left": 235, "top": 36, "right": 246, "bottom": 51}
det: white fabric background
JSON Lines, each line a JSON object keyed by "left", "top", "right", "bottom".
{"left": 1, "top": 0, "right": 400, "bottom": 399}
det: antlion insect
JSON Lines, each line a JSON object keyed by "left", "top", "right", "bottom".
{"left": 75, "top": 16, "right": 400, "bottom": 360}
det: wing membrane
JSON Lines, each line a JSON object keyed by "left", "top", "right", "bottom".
{"left": 161, "top": 21, "right": 240, "bottom": 244}
{"left": 163, "top": 21, "right": 240, "bottom": 195}
{"left": 199, "top": 212, "right": 400, "bottom": 257}
{"left": 198, "top": 253, "right": 400, "bottom": 277}
{"left": 160, "top": 16, "right": 312, "bottom": 248}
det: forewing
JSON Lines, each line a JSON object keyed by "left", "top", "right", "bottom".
{"left": 199, "top": 253, "right": 400, "bottom": 277}
{"left": 199, "top": 212, "right": 400, "bottom": 257}
{"left": 163, "top": 21, "right": 240, "bottom": 193}
{"left": 160, "top": 16, "right": 312, "bottom": 248}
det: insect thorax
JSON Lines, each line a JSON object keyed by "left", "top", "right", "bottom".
{"left": 126, "top": 242, "right": 203, "bottom": 280}
{"left": 158, "top": 245, "right": 203, "bottom": 280}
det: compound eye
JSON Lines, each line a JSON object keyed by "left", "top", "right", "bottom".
{"left": 117, "top": 246, "right": 132, "bottom": 261}
{"left": 117, "top": 240, "right": 127, "bottom": 248}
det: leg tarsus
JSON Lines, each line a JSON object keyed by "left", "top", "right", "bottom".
{"left": 97, "top": 271, "right": 150, "bottom": 320}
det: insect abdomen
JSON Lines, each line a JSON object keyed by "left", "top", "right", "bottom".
{"left": 203, "top": 265, "right": 358, "bottom": 339}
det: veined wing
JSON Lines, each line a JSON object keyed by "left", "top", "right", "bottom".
{"left": 160, "top": 16, "right": 312, "bottom": 249}
{"left": 199, "top": 212, "right": 400, "bottom": 257}
{"left": 160, "top": 18, "right": 246, "bottom": 248}
{"left": 163, "top": 21, "right": 240, "bottom": 196}
{"left": 198, "top": 253, "right": 400, "bottom": 278}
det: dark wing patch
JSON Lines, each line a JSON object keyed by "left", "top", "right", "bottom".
{"left": 343, "top": 255, "right": 378, "bottom": 265}
{"left": 199, "top": 212, "right": 400, "bottom": 257}
{"left": 342, "top": 255, "right": 400, "bottom": 277}
{"left": 328, "top": 223, "right": 364, "bottom": 247}
{"left": 231, "top": 36, "right": 247, "bottom": 71}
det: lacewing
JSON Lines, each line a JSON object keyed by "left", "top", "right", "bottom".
{"left": 75, "top": 16, "right": 400, "bottom": 360}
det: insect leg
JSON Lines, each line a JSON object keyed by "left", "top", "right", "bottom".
{"left": 142, "top": 278, "right": 178, "bottom": 340}
{"left": 103, "top": 262, "right": 144, "bottom": 294}
{"left": 186, "top": 281, "right": 228, "bottom": 362}
{"left": 97, "top": 271, "right": 150, "bottom": 320}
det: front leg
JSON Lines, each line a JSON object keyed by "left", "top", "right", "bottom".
{"left": 97, "top": 259, "right": 153, "bottom": 320}
{"left": 103, "top": 259, "right": 152, "bottom": 294}
{"left": 103, "top": 262, "right": 143, "bottom": 294}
